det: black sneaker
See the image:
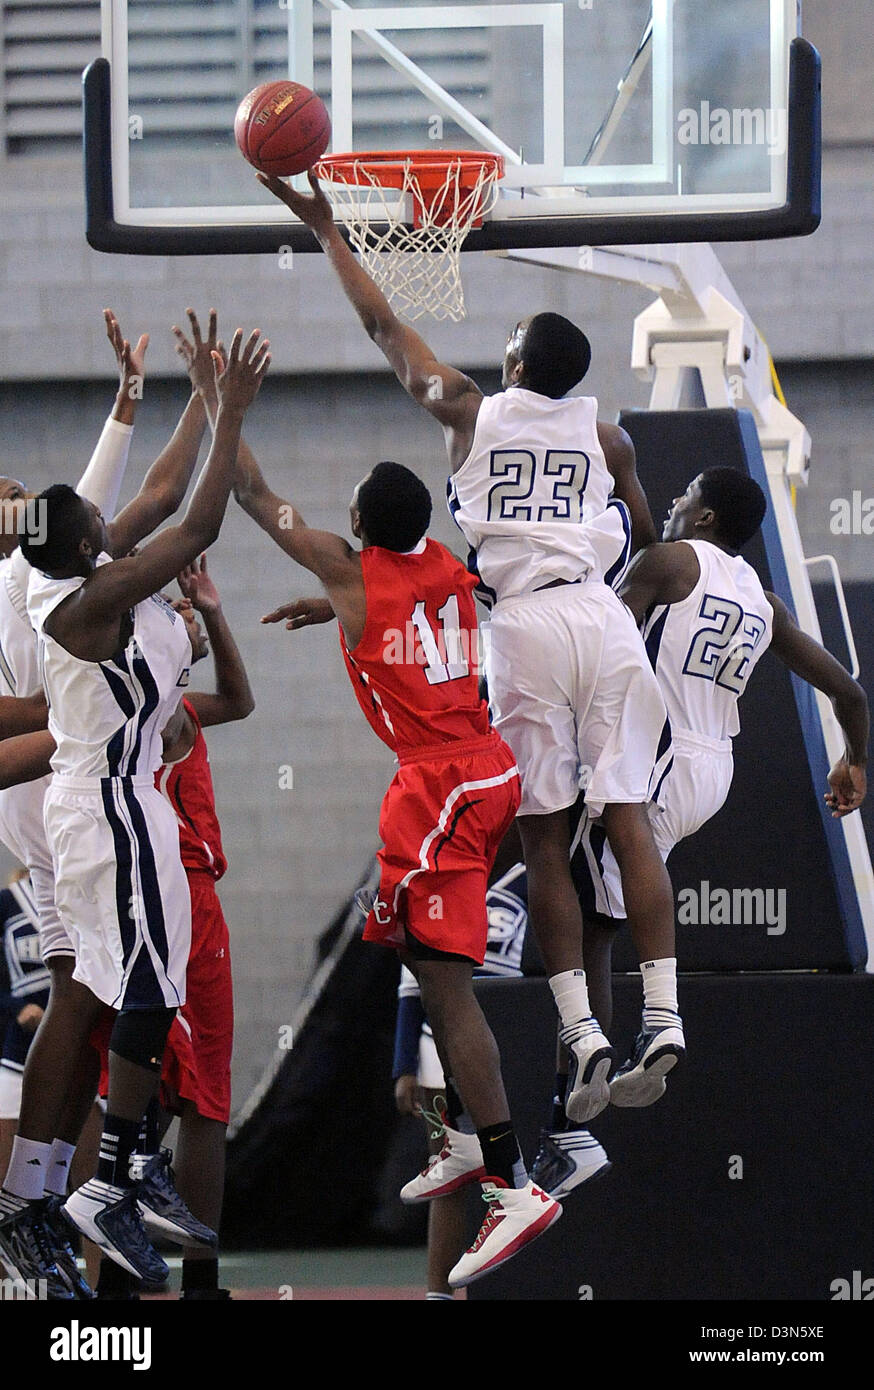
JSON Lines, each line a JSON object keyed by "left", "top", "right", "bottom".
{"left": 40, "top": 1196, "right": 95, "bottom": 1299}
{"left": 132, "top": 1150, "right": 218, "bottom": 1247}
{"left": 609, "top": 1022, "right": 685, "bottom": 1107}
{"left": 530, "top": 1129, "right": 612, "bottom": 1199}
{"left": 0, "top": 1195, "right": 76, "bottom": 1300}
{"left": 63, "top": 1180, "right": 170, "bottom": 1284}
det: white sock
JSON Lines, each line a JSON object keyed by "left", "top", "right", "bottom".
{"left": 549, "top": 970, "right": 602, "bottom": 1045}
{"left": 45, "top": 1139, "right": 77, "bottom": 1198}
{"left": 4, "top": 1136, "right": 51, "bottom": 1201}
{"left": 640, "top": 958, "right": 681, "bottom": 1030}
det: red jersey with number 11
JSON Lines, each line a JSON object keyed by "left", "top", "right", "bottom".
{"left": 340, "top": 538, "right": 492, "bottom": 757}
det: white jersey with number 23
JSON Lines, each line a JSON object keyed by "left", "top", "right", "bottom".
{"left": 447, "top": 387, "right": 631, "bottom": 604}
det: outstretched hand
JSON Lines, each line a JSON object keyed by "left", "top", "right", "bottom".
{"left": 105, "top": 308, "right": 149, "bottom": 395}
{"left": 178, "top": 554, "right": 221, "bottom": 614}
{"left": 213, "top": 328, "right": 270, "bottom": 413}
{"left": 256, "top": 168, "right": 334, "bottom": 238}
{"left": 173, "top": 308, "right": 222, "bottom": 400}
{"left": 261, "top": 597, "right": 336, "bottom": 631}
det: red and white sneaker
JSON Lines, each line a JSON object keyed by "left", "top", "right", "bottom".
{"left": 400, "top": 1125, "right": 486, "bottom": 1204}
{"left": 448, "top": 1180, "right": 562, "bottom": 1288}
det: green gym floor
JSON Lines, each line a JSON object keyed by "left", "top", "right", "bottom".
{"left": 144, "top": 1247, "right": 439, "bottom": 1300}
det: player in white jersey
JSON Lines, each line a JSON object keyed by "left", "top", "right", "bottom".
{"left": 0, "top": 312, "right": 210, "bottom": 1298}
{"left": 11, "top": 327, "right": 269, "bottom": 1289}
{"left": 262, "top": 171, "right": 678, "bottom": 1132}
{"left": 533, "top": 467, "right": 868, "bottom": 1188}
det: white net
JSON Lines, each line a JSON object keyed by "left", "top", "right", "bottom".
{"left": 315, "top": 154, "right": 503, "bottom": 322}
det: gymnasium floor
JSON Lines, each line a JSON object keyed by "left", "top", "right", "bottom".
{"left": 143, "top": 1248, "right": 433, "bottom": 1301}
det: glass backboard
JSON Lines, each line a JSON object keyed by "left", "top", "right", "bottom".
{"left": 84, "top": 0, "right": 820, "bottom": 253}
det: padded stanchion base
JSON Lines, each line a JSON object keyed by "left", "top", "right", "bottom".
{"left": 469, "top": 972, "right": 874, "bottom": 1300}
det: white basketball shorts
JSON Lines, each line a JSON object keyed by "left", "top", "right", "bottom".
{"left": 0, "top": 778, "right": 75, "bottom": 960}
{"left": 485, "top": 580, "right": 671, "bottom": 818}
{"left": 571, "top": 728, "right": 735, "bottom": 918}
{"left": 417, "top": 1024, "right": 446, "bottom": 1091}
{"left": 43, "top": 775, "right": 191, "bottom": 1011}
{"left": 0, "top": 1060, "right": 24, "bottom": 1120}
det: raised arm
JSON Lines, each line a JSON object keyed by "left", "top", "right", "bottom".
{"left": 176, "top": 556, "right": 254, "bottom": 727}
{"left": 617, "top": 541, "right": 701, "bottom": 625}
{"left": 598, "top": 422, "right": 657, "bottom": 553}
{"left": 174, "top": 311, "right": 366, "bottom": 645}
{"left": 106, "top": 390, "right": 208, "bottom": 560}
{"left": 766, "top": 592, "right": 868, "bottom": 816}
{"left": 258, "top": 172, "right": 481, "bottom": 464}
{"left": 52, "top": 331, "right": 269, "bottom": 656}
{"left": 75, "top": 310, "right": 148, "bottom": 516}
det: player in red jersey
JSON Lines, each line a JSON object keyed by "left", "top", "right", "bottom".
{"left": 252, "top": 461, "right": 560, "bottom": 1286}
{"left": 172, "top": 307, "right": 560, "bottom": 1288}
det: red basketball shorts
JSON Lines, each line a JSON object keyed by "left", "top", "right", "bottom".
{"left": 95, "top": 870, "right": 233, "bottom": 1125}
{"left": 363, "top": 733, "right": 520, "bottom": 964}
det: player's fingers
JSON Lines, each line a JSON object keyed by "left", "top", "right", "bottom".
{"left": 186, "top": 307, "right": 203, "bottom": 346}
{"left": 172, "top": 327, "right": 192, "bottom": 359}
{"left": 240, "top": 328, "right": 263, "bottom": 364}
{"left": 257, "top": 171, "right": 288, "bottom": 195}
{"left": 207, "top": 309, "right": 218, "bottom": 346}
{"left": 227, "top": 328, "right": 243, "bottom": 365}
{"left": 261, "top": 606, "right": 292, "bottom": 624}
{"left": 251, "top": 342, "right": 270, "bottom": 372}
{"left": 136, "top": 333, "right": 149, "bottom": 357}
{"left": 199, "top": 553, "right": 207, "bottom": 573}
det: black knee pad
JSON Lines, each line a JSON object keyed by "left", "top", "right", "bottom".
{"left": 109, "top": 1008, "right": 176, "bottom": 1071}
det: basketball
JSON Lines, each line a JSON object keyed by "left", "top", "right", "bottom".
{"left": 234, "top": 80, "right": 330, "bottom": 177}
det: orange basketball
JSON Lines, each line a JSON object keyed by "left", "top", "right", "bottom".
{"left": 234, "top": 81, "right": 331, "bottom": 177}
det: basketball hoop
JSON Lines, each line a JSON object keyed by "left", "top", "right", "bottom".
{"left": 313, "top": 151, "right": 504, "bottom": 322}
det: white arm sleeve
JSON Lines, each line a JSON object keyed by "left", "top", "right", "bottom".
{"left": 75, "top": 415, "right": 134, "bottom": 520}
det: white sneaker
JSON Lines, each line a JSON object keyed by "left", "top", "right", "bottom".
{"left": 563, "top": 1024, "right": 614, "bottom": 1124}
{"left": 609, "top": 1023, "right": 686, "bottom": 1107}
{"left": 448, "top": 1180, "right": 562, "bottom": 1288}
{"left": 400, "top": 1125, "right": 485, "bottom": 1203}
{"left": 530, "top": 1128, "right": 611, "bottom": 1199}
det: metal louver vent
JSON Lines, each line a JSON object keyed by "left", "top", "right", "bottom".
{"left": 3, "top": 1, "right": 492, "bottom": 156}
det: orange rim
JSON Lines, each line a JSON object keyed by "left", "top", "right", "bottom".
{"left": 314, "top": 149, "right": 504, "bottom": 192}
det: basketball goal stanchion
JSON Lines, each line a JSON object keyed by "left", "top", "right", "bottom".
{"left": 313, "top": 150, "right": 504, "bottom": 322}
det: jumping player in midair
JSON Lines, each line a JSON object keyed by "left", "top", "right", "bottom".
{"left": 181, "top": 306, "right": 561, "bottom": 1287}
{"left": 260, "top": 171, "right": 681, "bottom": 1141}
